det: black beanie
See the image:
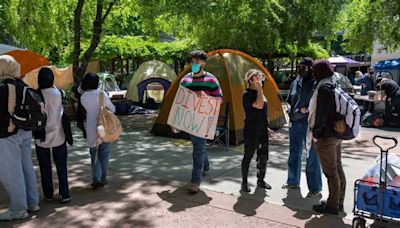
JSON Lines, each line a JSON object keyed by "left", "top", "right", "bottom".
{"left": 81, "top": 73, "right": 99, "bottom": 91}
{"left": 300, "top": 57, "right": 314, "bottom": 67}
{"left": 38, "top": 67, "right": 54, "bottom": 89}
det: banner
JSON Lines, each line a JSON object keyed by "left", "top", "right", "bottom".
{"left": 168, "top": 86, "right": 222, "bottom": 139}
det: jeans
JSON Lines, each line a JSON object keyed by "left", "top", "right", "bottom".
{"left": 287, "top": 121, "right": 322, "bottom": 192}
{"left": 190, "top": 135, "right": 209, "bottom": 184}
{"left": 35, "top": 142, "right": 70, "bottom": 199}
{"left": 315, "top": 137, "right": 346, "bottom": 208}
{"left": 90, "top": 142, "right": 111, "bottom": 183}
{"left": 0, "top": 130, "right": 39, "bottom": 212}
{"left": 242, "top": 129, "right": 269, "bottom": 184}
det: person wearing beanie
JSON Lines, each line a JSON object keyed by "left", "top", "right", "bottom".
{"left": 80, "top": 73, "right": 115, "bottom": 189}
{"left": 34, "top": 67, "right": 72, "bottom": 204}
{"left": 283, "top": 57, "right": 322, "bottom": 198}
{"left": 308, "top": 60, "right": 345, "bottom": 215}
{"left": 241, "top": 69, "right": 272, "bottom": 192}
{"left": 0, "top": 55, "right": 40, "bottom": 220}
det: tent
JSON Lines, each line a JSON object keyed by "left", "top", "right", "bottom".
{"left": 23, "top": 61, "right": 100, "bottom": 90}
{"left": 333, "top": 72, "right": 355, "bottom": 94}
{"left": 328, "top": 56, "right": 361, "bottom": 66}
{"left": 374, "top": 58, "right": 400, "bottom": 83}
{"left": 0, "top": 44, "right": 49, "bottom": 76}
{"left": 126, "top": 60, "right": 177, "bottom": 103}
{"left": 151, "top": 49, "right": 286, "bottom": 145}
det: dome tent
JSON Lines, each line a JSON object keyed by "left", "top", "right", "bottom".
{"left": 151, "top": 49, "right": 286, "bottom": 145}
{"left": 126, "top": 60, "right": 177, "bottom": 103}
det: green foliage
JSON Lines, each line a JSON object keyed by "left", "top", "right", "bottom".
{"left": 340, "top": 0, "right": 400, "bottom": 53}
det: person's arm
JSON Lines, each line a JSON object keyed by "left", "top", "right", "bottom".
{"left": 104, "top": 91, "right": 116, "bottom": 113}
{"left": 250, "top": 78, "right": 264, "bottom": 109}
{"left": 313, "top": 86, "right": 336, "bottom": 138}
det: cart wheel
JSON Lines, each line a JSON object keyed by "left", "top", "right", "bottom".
{"left": 352, "top": 217, "right": 366, "bottom": 228}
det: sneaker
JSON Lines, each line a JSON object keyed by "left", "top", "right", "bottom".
{"left": 240, "top": 183, "right": 251, "bottom": 193}
{"left": 189, "top": 183, "right": 200, "bottom": 194}
{"left": 98, "top": 179, "right": 108, "bottom": 187}
{"left": 202, "top": 167, "right": 210, "bottom": 177}
{"left": 313, "top": 203, "right": 339, "bottom": 215}
{"left": 44, "top": 198, "right": 53, "bottom": 203}
{"left": 282, "top": 184, "right": 300, "bottom": 189}
{"left": 306, "top": 191, "right": 322, "bottom": 198}
{"left": 0, "top": 210, "right": 29, "bottom": 221}
{"left": 320, "top": 200, "right": 344, "bottom": 211}
{"left": 61, "top": 196, "right": 72, "bottom": 204}
{"left": 257, "top": 180, "right": 272, "bottom": 190}
{"left": 91, "top": 182, "right": 99, "bottom": 189}
{"left": 27, "top": 205, "right": 40, "bottom": 213}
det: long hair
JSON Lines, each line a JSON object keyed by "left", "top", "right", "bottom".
{"left": 81, "top": 73, "right": 99, "bottom": 91}
{"left": 38, "top": 67, "right": 54, "bottom": 89}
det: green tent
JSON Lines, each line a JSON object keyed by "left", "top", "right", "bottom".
{"left": 98, "top": 73, "right": 120, "bottom": 92}
{"left": 126, "top": 60, "right": 177, "bottom": 103}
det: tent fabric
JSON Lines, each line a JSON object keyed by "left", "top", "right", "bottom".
{"left": 0, "top": 44, "right": 49, "bottom": 76}
{"left": 374, "top": 58, "right": 400, "bottom": 70}
{"left": 126, "top": 60, "right": 177, "bottom": 102}
{"left": 328, "top": 56, "right": 360, "bottom": 66}
{"left": 24, "top": 65, "right": 73, "bottom": 90}
{"left": 23, "top": 61, "right": 100, "bottom": 90}
{"left": 137, "top": 78, "right": 171, "bottom": 103}
{"left": 151, "top": 49, "right": 286, "bottom": 146}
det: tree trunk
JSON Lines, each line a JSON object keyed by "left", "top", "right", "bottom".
{"left": 72, "top": 0, "right": 85, "bottom": 82}
{"left": 73, "top": 0, "right": 116, "bottom": 82}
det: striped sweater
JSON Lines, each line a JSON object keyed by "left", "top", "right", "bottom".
{"left": 180, "top": 72, "right": 223, "bottom": 97}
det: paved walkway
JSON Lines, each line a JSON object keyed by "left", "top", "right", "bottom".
{"left": 1, "top": 115, "right": 400, "bottom": 227}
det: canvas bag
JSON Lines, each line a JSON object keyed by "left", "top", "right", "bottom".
{"left": 97, "top": 90, "right": 122, "bottom": 143}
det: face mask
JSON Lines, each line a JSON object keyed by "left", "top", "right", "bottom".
{"left": 192, "top": 63, "right": 202, "bottom": 74}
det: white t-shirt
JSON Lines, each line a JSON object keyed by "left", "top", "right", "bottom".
{"left": 81, "top": 89, "right": 115, "bottom": 148}
{"left": 35, "top": 87, "right": 65, "bottom": 148}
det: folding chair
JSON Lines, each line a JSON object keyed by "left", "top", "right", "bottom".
{"left": 212, "top": 102, "right": 230, "bottom": 148}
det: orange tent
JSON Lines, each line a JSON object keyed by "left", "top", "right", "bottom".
{"left": 0, "top": 44, "right": 49, "bottom": 76}
{"left": 151, "top": 49, "right": 286, "bottom": 145}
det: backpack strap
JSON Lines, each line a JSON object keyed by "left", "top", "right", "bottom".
{"left": 0, "top": 77, "right": 17, "bottom": 133}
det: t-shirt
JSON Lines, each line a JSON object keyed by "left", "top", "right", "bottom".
{"left": 180, "top": 72, "right": 223, "bottom": 97}
{"left": 242, "top": 89, "right": 268, "bottom": 132}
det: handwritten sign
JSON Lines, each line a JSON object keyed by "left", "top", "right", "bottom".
{"left": 168, "top": 86, "right": 222, "bottom": 139}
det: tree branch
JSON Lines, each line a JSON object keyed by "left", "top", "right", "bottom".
{"left": 102, "top": 0, "right": 117, "bottom": 23}
{"left": 73, "top": 0, "right": 85, "bottom": 81}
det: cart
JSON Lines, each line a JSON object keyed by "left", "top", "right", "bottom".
{"left": 353, "top": 136, "right": 400, "bottom": 228}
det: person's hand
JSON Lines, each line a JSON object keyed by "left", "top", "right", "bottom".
{"left": 251, "top": 78, "right": 262, "bottom": 91}
{"left": 171, "top": 127, "right": 180, "bottom": 134}
{"left": 268, "top": 128, "right": 274, "bottom": 138}
{"left": 196, "top": 91, "right": 205, "bottom": 97}
{"left": 299, "top": 108, "right": 308, "bottom": 114}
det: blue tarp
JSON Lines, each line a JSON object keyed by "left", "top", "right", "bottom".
{"left": 374, "top": 58, "right": 400, "bottom": 70}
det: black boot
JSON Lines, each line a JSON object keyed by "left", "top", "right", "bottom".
{"left": 257, "top": 169, "right": 271, "bottom": 190}
{"left": 241, "top": 182, "right": 251, "bottom": 193}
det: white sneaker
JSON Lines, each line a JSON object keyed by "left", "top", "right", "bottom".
{"left": 28, "top": 205, "right": 40, "bottom": 213}
{"left": 0, "top": 210, "right": 29, "bottom": 221}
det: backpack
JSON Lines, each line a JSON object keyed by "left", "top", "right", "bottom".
{"left": 97, "top": 90, "right": 122, "bottom": 143}
{"left": 12, "top": 79, "right": 47, "bottom": 131}
{"left": 0, "top": 77, "right": 47, "bottom": 131}
{"left": 332, "top": 85, "right": 361, "bottom": 140}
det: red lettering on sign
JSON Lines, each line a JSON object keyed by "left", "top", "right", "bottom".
{"left": 183, "top": 89, "right": 192, "bottom": 108}
{"left": 175, "top": 87, "right": 186, "bottom": 105}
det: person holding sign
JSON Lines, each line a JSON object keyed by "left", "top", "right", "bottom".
{"left": 171, "top": 50, "right": 223, "bottom": 194}
{"left": 241, "top": 69, "right": 272, "bottom": 192}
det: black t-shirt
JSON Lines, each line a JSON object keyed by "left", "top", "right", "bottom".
{"left": 243, "top": 89, "right": 268, "bottom": 132}
{"left": 381, "top": 79, "right": 400, "bottom": 98}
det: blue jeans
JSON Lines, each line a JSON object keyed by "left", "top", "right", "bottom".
{"left": 90, "top": 143, "right": 111, "bottom": 183}
{"left": 0, "top": 130, "right": 39, "bottom": 212}
{"left": 287, "top": 121, "right": 322, "bottom": 192}
{"left": 190, "top": 135, "right": 209, "bottom": 184}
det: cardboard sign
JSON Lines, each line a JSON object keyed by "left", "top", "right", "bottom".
{"left": 168, "top": 86, "right": 222, "bottom": 139}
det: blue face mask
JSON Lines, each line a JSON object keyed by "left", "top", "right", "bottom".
{"left": 191, "top": 63, "right": 202, "bottom": 74}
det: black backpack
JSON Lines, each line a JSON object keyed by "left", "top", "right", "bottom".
{"left": 12, "top": 79, "right": 47, "bottom": 131}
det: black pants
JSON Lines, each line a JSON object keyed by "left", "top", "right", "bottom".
{"left": 385, "top": 100, "right": 400, "bottom": 126}
{"left": 241, "top": 129, "right": 269, "bottom": 183}
{"left": 35, "top": 142, "right": 70, "bottom": 199}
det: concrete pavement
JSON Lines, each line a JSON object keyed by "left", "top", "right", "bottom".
{"left": 1, "top": 114, "right": 400, "bottom": 227}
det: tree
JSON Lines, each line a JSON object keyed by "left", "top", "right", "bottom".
{"left": 72, "top": 0, "right": 118, "bottom": 81}
{"left": 340, "top": 0, "right": 400, "bottom": 53}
